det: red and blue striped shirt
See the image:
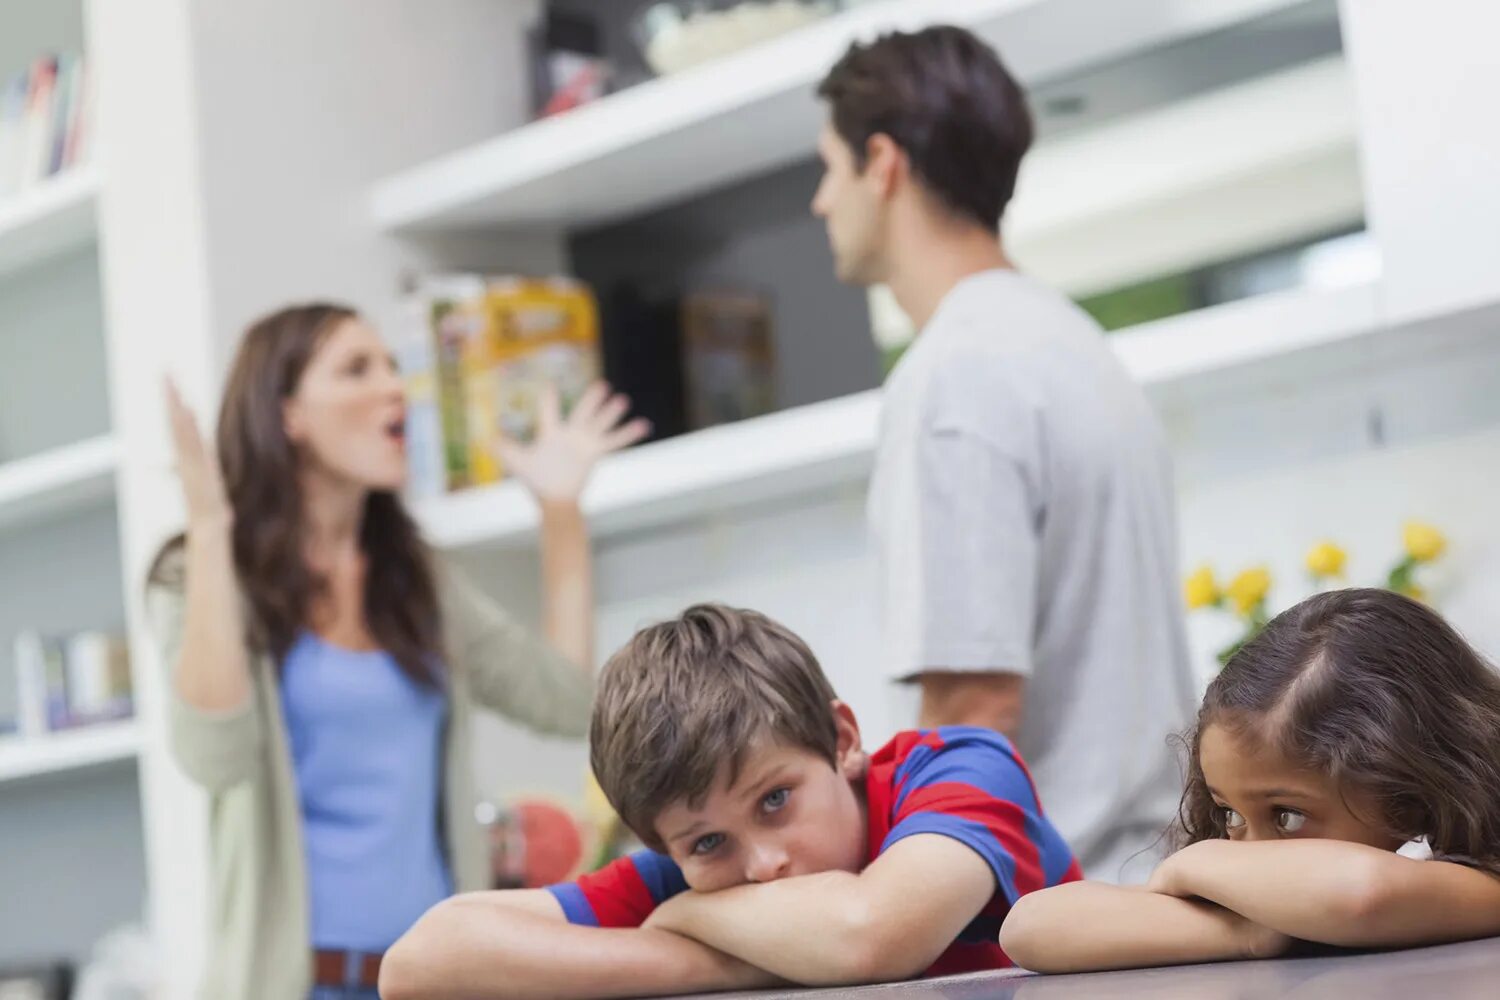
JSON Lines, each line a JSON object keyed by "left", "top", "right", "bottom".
{"left": 547, "top": 726, "right": 1081, "bottom": 975}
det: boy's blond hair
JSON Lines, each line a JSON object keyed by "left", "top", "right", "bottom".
{"left": 589, "top": 604, "right": 840, "bottom": 852}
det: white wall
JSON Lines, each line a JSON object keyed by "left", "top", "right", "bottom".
{"left": 1180, "top": 424, "right": 1500, "bottom": 686}
{"left": 185, "top": 0, "right": 567, "bottom": 369}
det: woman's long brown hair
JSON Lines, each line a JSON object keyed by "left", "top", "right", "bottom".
{"left": 1175, "top": 588, "right": 1500, "bottom": 873}
{"left": 154, "top": 304, "right": 443, "bottom": 686}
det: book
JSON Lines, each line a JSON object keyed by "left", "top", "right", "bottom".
{"left": 10, "top": 629, "right": 132, "bottom": 734}
{"left": 18, "top": 55, "right": 58, "bottom": 190}
{"left": 0, "top": 52, "right": 90, "bottom": 200}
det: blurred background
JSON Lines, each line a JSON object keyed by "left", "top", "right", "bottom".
{"left": 0, "top": 0, "right": 1496, "bottom": 996}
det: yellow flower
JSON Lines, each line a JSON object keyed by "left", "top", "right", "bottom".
{"left": 1183, "top": 565, "right": 1220, "bottom": 610}
{"left": 1226, "top": 566, "right": 1272, "bottom": 615}
{"left": 1403, "top": 522, "right": 1447, "bottom": 563}
{"left": 1305, "top": 541, "right": 1347, "bottom": 579}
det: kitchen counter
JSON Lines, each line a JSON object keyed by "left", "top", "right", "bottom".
{"left": 682, "top": 936, "right": 1500, "bottom": 1000}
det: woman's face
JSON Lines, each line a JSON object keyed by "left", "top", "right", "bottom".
{"left": 281, "top": 317, "right": 408, "bottom": 491}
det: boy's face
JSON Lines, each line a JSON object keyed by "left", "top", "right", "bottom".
{"left": 653, "top": 701, "right": 870, "bottom": 892}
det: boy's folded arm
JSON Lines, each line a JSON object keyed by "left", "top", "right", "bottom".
{"left": 645, "top": 833, "right": 994, "bottom": 986}
{"left": 379, "top": 888, "right": 782, "bottom": 1000}
{"left": 998, "top": 881, "right": 1290, "bottom": 974}
{"left": 1153, "top": 838, "right": 1500, "bottom": 948}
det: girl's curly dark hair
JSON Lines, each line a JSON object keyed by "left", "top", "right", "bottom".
{"left": 1174, "top": 588, "right": 1500, "bottom": 874}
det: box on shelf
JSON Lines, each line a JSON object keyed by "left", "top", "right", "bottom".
{"left": 9, "top": 629, "right": 132, "bottom": 736}
{"left": 403, "top": 275, "right": 602, "bottom": 495}
{"left": 528, "top": 7, "right": 610, "bottom": 119}
{"left": 681, "top": 289, "right": 776, "bottom": 430}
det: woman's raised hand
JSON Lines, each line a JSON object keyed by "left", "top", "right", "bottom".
{"left": 164, "top": 377, "right": 232, "bottom": 527}
{"left": 497, "top": 381, "right": 650, "bottom": 505}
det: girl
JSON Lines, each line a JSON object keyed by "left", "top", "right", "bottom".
{"left": 1001, "top": 587, "right": 1500, "bottom": 973}
{"left": 147, "top": 303, "right": 648, "bottom": 1000}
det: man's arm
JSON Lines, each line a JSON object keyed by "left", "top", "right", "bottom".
{"left": 998, "top": 881, "right": 1291, "bottom": 973}
{"left": 1150, "top": 839, "right": 1500, "bottom": 948}
{"left": 917, "top": 671, "right": 1025, "bottom": 738}
{"left": 380, "top": 889, "right": 781, "bottom": 1000}
{"left": 645, "top": 834, "right": 994, "bottom": 985}
{"left": 897, "top": 422, "right": 1039, "bottom": 740}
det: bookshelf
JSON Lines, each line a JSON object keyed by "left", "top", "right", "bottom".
{"left": 0, "top": 720, "right": 139, "bottom": 786}
{"left": 0, "top": 434, "right": 117, "bottom": 532}
{"left": 0, "top": 168, "right": 98, "bottom": 279}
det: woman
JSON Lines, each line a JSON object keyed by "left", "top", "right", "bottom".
{"left": 146, "top": 303, "right": 647, "bottom": 1000}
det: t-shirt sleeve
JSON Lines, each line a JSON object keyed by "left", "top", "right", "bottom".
{"left": 544, "top": 850, "right": 688, "bottom": 928}
{"left": 881, "top": 729, "right": 1079, "bottom": 904}
{"left": 908, "top": 424, "right": 1040, "bottom": 676}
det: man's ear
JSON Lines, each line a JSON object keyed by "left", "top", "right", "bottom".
{"left": 863, "top": 133, "right": 906, "bottom": 198}
{"left": 831, "top": 699, "right": 868, "bottom": 780}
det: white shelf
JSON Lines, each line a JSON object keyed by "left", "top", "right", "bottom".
{"left": 0, "top": 167, "right": 101, "bottom": 279}
{"left": 415, "top": 390, "right": 881, "bottom": 549}
{"left": 372, "top": 0, "right": 1305, "bottom": 233}
{"left": 414, "top": 280, "right": 1409, "bottom": 549}
{"left": 0, "top": 435, "right": 119, "bottom": 532}
{"left": 0, "top": 720, "right": 140, "bottom": 786}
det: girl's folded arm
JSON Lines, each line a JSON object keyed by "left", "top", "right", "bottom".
{"left": 1156, "top": 839, "right": 1500, "bottom": 949}
{"left": 999, "top": 880, "right": 1289, "bottom": 974}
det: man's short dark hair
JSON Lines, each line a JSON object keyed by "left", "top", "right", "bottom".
{"left": 817, "top": 26, "right": 1034, "bottom": 232}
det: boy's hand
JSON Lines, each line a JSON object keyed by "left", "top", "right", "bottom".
{"left": 642, "top": 890, "right": 703, "bottom": 937}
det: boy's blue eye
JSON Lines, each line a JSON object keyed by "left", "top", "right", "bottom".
{"left": 762, "top": 788, "right": 790, "bottom": 812}
{"left": 691, "top": 833, "right": 725, "bottom": 856}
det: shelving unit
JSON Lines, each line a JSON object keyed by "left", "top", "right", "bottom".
{"left": 0, "top": 167, "right": 100, "bottom": 279}
{"left": 0, "top": 0, "right": 142, "bottom": 973}
{"left": 0, "top": 434, "right": 118, "bottom": 532}
{"left": 0, "top": 720, "right": 139, "bottom": 786}
{"left": 372, "top": 0, "right": 1310, "bottom": 233}
{"left": 414, "top": 279, "right": 1430, "bottom": 550}
{"left": 416, "top": 390, "right": 881, "bottom": 548}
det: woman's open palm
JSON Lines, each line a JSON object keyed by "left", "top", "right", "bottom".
{"left": 164, "top": 377, "right": 232, "bottom": 525}
{"left": 497, "top": 381, "right": 649, "bottom": 504}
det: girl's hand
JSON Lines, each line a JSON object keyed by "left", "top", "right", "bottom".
{"left": 497, "top": 382, "right": 650, "bottom": 505}
{"left": 1147, "top": 839, "right": 1229, "bottom": 899}
{"left": 164, "top": 377, "right": 233, "bottom": 527}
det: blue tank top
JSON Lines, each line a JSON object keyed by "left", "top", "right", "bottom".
{"left": 280, "top": 633, "right": 452, "bottom": 951}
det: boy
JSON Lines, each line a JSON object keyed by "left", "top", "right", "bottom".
{"left": 381, "top": 604, "right": 1079, "bottom": 999}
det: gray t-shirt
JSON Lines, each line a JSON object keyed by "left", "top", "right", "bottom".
{"left": 868, "top": 269, "right": 1197, "bottom": 880}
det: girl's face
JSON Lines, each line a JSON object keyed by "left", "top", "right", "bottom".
{"left": 1198, "top": 722, "right": 1404, "bottom": 850}
{"left": 281, "top": 318, "right": 408, "bottom": 492}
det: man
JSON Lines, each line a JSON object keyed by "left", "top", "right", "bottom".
{"left": 812, "top": 26, "right": 1197, "bottom": 880}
